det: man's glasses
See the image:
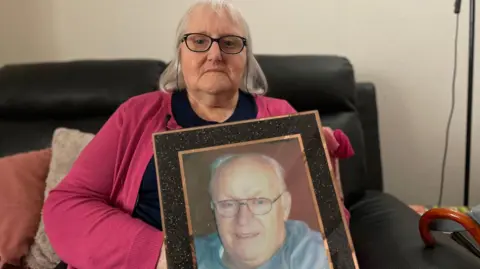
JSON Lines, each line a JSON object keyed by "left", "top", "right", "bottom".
{"left": 211, "top": 192, "right": 284, "bottom": 218}
{"left": 181, "top": 33, "right": 247, "bottom": 54}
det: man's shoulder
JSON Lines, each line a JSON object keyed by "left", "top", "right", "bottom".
{"left": 284, "top": 220, "right": 329, "bottom": 269}
{"left": 193, "top": 232, "right": 223, "bottom": 257}
{"left": 286, "top": 220, "right": 325, "bottom": 248}
{"left": 298, "top": 229, "right": 325, "bottom": 250}
{"left": 194, "top": 232, "right": 220, "bottom": 245}
{"left": 193, "top": 233, "right": 223, "bottom": 268}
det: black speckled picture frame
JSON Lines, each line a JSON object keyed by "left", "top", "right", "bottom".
{"left": 153, "top": 110, "right": 358, "bottom": 269}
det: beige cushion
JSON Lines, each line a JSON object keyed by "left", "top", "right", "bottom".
{"left": 25, "top": 128, "right": 94, "bottom": 269}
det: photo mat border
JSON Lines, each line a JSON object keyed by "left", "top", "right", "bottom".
{"left": 153, "top": 110, "right": 358, "bottom": 269}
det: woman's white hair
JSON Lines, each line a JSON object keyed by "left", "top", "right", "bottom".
{"left": 158, "top": 0, "right": 268, "bottom": 95}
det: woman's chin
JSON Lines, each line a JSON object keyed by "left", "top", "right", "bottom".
{"left": 198, "top": 80, "right": 235, "bottom": 94}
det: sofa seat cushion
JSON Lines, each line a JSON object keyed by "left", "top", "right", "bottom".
{"left": 350, "top": 191, "right": 480, "bottom": 269}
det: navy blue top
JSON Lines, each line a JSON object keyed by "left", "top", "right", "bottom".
{"left": 132, "top": 90, "right": 257, "bottom": 230}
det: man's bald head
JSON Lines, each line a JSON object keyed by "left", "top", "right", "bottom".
{"left": 209, "top": 153, "right": 287, "bottom": 196}
{"left": 207, "top": 153, "right": 292, "bottom": 266}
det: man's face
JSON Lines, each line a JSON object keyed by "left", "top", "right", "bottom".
{"left": 210, "top": 157, "right": 291, "bottom": 267}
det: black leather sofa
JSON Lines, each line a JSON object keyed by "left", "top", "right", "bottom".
{"left": 1, "top": 55, "right": 479, "bottom": 268}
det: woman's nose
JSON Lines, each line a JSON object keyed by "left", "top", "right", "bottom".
{"left": 207, "top": 42, "right": 223, "bottom": 60}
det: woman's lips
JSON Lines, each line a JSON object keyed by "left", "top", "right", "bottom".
{"left": 204, "top": 67, "right": 225, "bottom": 73}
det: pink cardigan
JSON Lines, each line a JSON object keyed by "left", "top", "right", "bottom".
{"left": 43, "top": 91, "right": 353, "bottom": 269}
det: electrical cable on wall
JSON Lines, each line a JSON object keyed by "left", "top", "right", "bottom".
{"left": 438, "top": 6, "right": 461, "bottom": 206}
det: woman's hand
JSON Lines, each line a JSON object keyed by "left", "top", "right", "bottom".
{"left": 322, "top": 127, "right": 340, "bottom": 153}
{"left": 321, "top": 126, "right": 350, "bottom": 202}
{"left": 322, "top": 126, "right": 354, "bottom": 159}
{"left": 156, "top": 246, "right": 167, "bottom": 269}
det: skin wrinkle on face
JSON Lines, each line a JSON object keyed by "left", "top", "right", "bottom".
{"left": 210, "top": 155, "right": 292, "bottom": 268}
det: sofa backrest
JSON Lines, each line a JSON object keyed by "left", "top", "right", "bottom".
{"left": 0, "top": 59, "right": 165, "bottom": 155}
{"left": 256, "top": 55, "right": 367, "bottom": 206}
{"left": 0, "top": 55, "right": 368, "bottom": 206}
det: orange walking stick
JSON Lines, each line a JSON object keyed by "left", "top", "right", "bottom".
{"left": 419, "top": 208, "right": 480, "bottom": 247}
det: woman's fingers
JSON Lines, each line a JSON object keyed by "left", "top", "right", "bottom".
{"left": 156, "top": 246, "right": 167, "bottom": 269}
{"left": 322, "top": 127, "right": 340, "bottom": 153}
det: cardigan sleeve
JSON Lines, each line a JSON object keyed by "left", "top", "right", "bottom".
{"left": 43, "top": 101, "right": 163, "bottom": 269}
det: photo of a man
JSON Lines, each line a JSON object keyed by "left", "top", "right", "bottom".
{"left": 192, "top": 153, "right": 330, "bottom": 269}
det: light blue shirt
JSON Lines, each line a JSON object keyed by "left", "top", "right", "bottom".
{"left": 194, "top": 220, "right": 330, "bottom": 269}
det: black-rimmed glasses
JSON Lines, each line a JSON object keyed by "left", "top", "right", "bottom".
{"left": 211, "top": 192, "right": 284, "bottom": 218}
{"left": 181, "top": 33, "right": 247, "bottom": 54}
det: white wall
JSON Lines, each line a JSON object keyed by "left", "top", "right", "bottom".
{"left": 1, "top": 0, "right": 479, "bottom": 206}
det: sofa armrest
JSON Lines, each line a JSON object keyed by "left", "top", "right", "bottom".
{"left": 350, "top": 191, "right": 480, "bottom": 268}
{"left": 355, "top": 82, "right": 383, "bottom": 191}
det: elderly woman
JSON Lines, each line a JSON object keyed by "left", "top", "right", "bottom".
{"left": 43, "top": 1, "right": 354, "bottom": 269}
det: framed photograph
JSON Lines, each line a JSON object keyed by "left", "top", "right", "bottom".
{"left": 153, "top": 111, "right": 358, "bottom": 269}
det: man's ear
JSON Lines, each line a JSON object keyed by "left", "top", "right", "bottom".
{"left": 282, "top": 192, "right": 292, "bottom": 220}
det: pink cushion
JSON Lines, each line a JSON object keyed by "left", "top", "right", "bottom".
{"left": 0, "top": 149, "right": 51, "bottom": 268}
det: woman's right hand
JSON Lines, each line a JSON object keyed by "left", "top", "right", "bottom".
{"left": 156, "top": 246, "right": 167, "bottom": 269}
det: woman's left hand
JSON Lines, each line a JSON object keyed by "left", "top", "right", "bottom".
{"left": 156, "top": 246, "right": 167, "bottom": 269}
{"left": 322, "top": 127, "right": 340, "bottom": 153}
{"left": 321, "top": 126, "right": 355, "bottom": 203}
